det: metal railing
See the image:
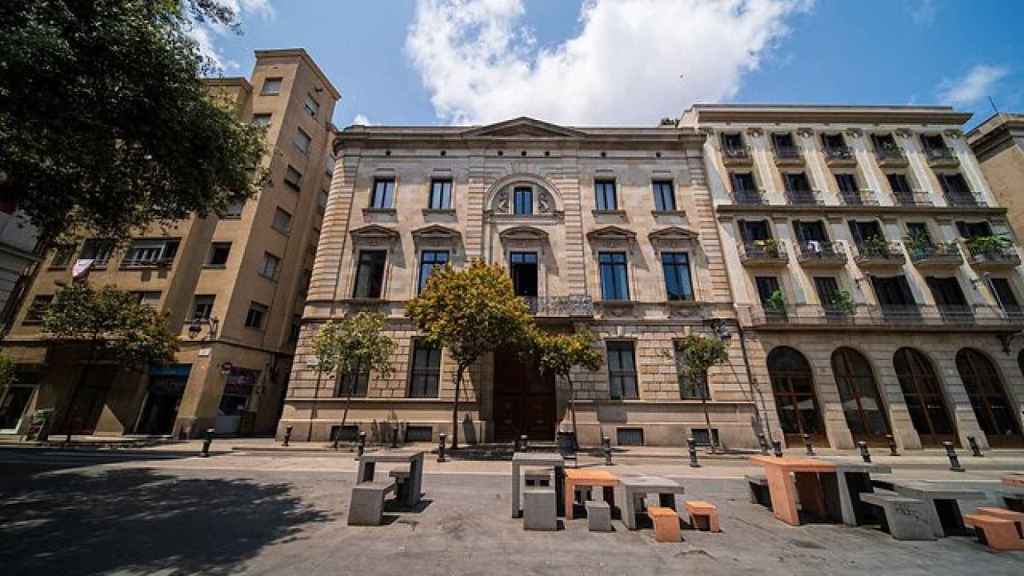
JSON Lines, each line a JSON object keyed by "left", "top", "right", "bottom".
{"left": 120, "top": 257, "right": 174, "bottom": 268}
{"left": 733, "top": 189, "right": 767, "bottom": 205}
{"left": 854, "top": 240, "right": 904, "bottom": 261}
{"left": 904, "top": 241, "right": 963, "bottom": 263}
{"left": 892, "top": 190, "right": 933, "bottom": 207}
{"left": 839, "top": 189, "right": 879, "bottom": 206}
{"left": 738, "top": 239, "right": 788, "bottom": 262}
{"left": 522, "top": 295, "right": 595, "bottom": 317}
{"left": 965, "top": 243, "right": 1021, "bottom": 264}
{"left": 722, "top": 146, "right": 752, "bottom": 161}
{"left": 924, "top": 146, "right": 957, "bottom": 162}
{"left": 944, "top": 191, "right": 984, "bottom": 207}
{"left": 784, "top": 189, "right": 821, "bottom": 205}
{"left": 874, "top": 147, "right": 906, "bottom": 163}
{"left": 774, "top": 145, "right": 803, "bottom": 160}
{"left": 824, "top": 145, "right": 855, "bottom": 161}
{"left": 796, "top": 240, "right": 846, "bottom": 261}
{"left": 749, "top": 303, "right": 1023, "bottom": 328}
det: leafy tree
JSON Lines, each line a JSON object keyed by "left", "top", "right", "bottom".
{"left": 530, "top": 327, "right": 602, "bottom": 447}
{"left": 43, "top": 283, "right": 178, "bottom": 441}
{"left": 675, "top": 334, "right": 729, "bottom": 453}
{"left": 0, "top": 0, "right": 266, "bottom": 244}
{"left": 407, "top": 259, "right": 533, "bottom": 449}
{"left": 313, "top": 312, "right": 396, "bottom": 438}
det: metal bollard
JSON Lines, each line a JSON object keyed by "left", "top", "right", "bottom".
{"left": 201, "top": 428, "right": 214, "bottom": 457}
{"left": 687, "top": 437, "right": 700, "bottom": 468}
{"left": 520, "top": 434, "right": 529, "bottom": 453}
{"left": 602, "top": 435, "right": 612, "bottom": 466}
{"left": 771, "top": 440, "right": 783, "bottom": 458}
{"left": 943, "top": 441, "right": 965, "bottom": 472}
{"left": 885, "top": 434, "right": 899, "bottom": 456}
{"left": 391, "top": 427, "right": 399, "bottom": 449}
{"left": 283, "top": 425, "right": 293, "bottom": 447}
{"left": 332, "top": 430, "right": 341, "bottom": 451}
{"left": 802, "top": 433, "right": 815, "bottom": 456}
{"left": 757, "top": 433, "right": 769, "bottom": 455}
{"left": 967, "top": 436, "right": 983, "bottom": 458}
{"left": 357, "top": 431, "right": 367, "bottom": 458}
{"left": 438, "top": 433, "right": 447, "bottom": 462}
{"left": 857, "top": 441, "right": 871, "bottom": 463}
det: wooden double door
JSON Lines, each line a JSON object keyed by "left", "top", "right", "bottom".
{"left": 493, "top": 348, "right": 556, "bottom": 442}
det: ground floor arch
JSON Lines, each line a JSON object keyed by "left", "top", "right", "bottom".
{"left": 893, "top": 348, "right": 956, "bottom": 447}
{"left": 767, "top": 346, "right": 827, "bottom": 446}
{"left": 831, "top": 347, "right": 891, "bottom": 445}
{"left": 957, "top": 348, "right": 1022, "bottom": 447}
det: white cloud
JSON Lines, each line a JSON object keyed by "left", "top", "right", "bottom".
{"left": 909, "top": 0, "right": 936, "bottom": 26}
{"left": 406, "top": 0, "right": 813, "bottom": 125}
{"left": 937, "top": 64, "right": 1009, "bottom": 107}
{"left": 352, "top": 114, "right": 373, "bottom": 126}
{"left": 186, "top": 0, "right": 276, "bottom": 72}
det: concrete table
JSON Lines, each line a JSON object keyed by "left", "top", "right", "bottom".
{"left": 511, "top": 452, "right": 565, "bottom": 518}
{"left": 564, "top": 469, "right": 619, "bottom": 520}
{"left": 1002, "top": 474, "right": 1024, "bottom": 488}
{"left": 819, "top": 458, "right": 892, "bottom": 526}
{"left": 618, "top": 475, "right": 686, "bottom": 530}
{"left": 357, "top": 450, "right": 425, "bottom": 508}
{"left": 750, "top": 455, "right": 838, "bottom": 526}
{"left": 887, "top": 480, "right": 986, "bottom": 537}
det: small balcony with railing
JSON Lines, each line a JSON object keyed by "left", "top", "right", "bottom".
{"left": 874, "top": 145, "right": 908, "bottom": 168}
{"left": 892, "top": 189, "right": 933, "bottom": 207}
{"left": 784, "top": 189, "right": 821, "bottom": 206}
{"left": 838, "top": 189, "right": 879, "bottom": 206}
{"left": 749, "top": 303, "right": 1023, "bottom": 329}
{"left": 796, "top": 240, "right": 847, "bottom": 268}
{"left": 722, "top": 145, "right": 753, "bottom": 166}
{"left": 963, "top": 238, "right": 1022, "bottom": 270}
{"left": 773, "top": 145, "right": 804, "bottom": 166}
{"left": 738, "top": 239, "right": 789, "bottom": 268}
{"left": 904, "top": 240, "right": 964, "bottom": 270}
{"left": 853, "top": 239, "right": 905, "bottom": 269}
{"left": 522, "top": 295, "right": 595, "bottom": 318}
{"left": 924, "top": 145, "right": 959, "bottom": 168}
{"left": 943, "top": 189, "right": 984, "bottom": 208}
{"left": 823, "top": 144, "right": 857, "bottom": 167}
{"left": 732, "top": 188, "right": 767, "bottom": 206}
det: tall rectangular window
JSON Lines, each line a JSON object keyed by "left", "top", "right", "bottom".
{"left": 513, "top": 186, "right": 533, "bottom": 215}
{"left": 599, "top": 252, "right": 629, "bottom": 301}
{"left": 510, "top": 252, "right": 538, "bottom": 297}
{"left": 371, "top": 178, "right": 395, "bottom": 209}
{"left": 755, "top": 276, "right": 782, "bottom": 307}
{"left": 595, "top": 179, "right": 617, "bottom": 211}
{"left": 261, "top": 77, "right": 282, "bottom": 95}
{"left": 133, "top": 291, "right": 162, "bottom": 308}
{"left": 607, "top": 341, "right": 638, "bottom": 400}
{"left": 335, "top": 364, "right": 369, "bottom": 398}
{"left": 661, "top": 252, "right": 693, "bottom": 301}
{"left": 245, "top": 302, "right": 268, "bottom": 330}
{"left": 293, "top": 127, "right": 312, "bottom": 155}
{"left": 429, "top": 179, "right": 453, "bottom": 210}
{"left": 417, "top": 250, "right": 449, "bottom": 293}
{"left": 284, "top": 165, "right": 303, "bottom": 191}
{"left": 989, "top": 278, "right": 1022, "bottom": 317}
{"left": 353, "top": 250, "right": 387, "bottom": 299}
{"left": 835, "top": 173, "right": 858, "bottom": 193}
{"left": 304, "top": 94, "right": 320, "bottom": 117}
{"left": 409, "top": 340, "right": 441, "bottom": 398}
{"left": 191, "top": 295, "right": 215, "bottom": 320}
{"left": 652, "top": 180, "right": 676, "bottom": 211}
{"left": 272, "top": 207, "right": 292, "bottom": 234}
{"left": 259, "top": 252, "right": 281, "bottom": 280}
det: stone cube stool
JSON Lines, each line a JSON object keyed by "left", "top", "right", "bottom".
{"left": 860, "top": 492, "right": 935, "bottom": 541}
{"left": 389, "top": 467, "right": 411, "bottom": 503}
{"left": 684, "top": 500, "right": 720, "bottom": 532}
{"left": 524, "top": 487, "right": 557, "bottom": 531}
{"left": 647, "top": 506, "right": 680, "bottom": 543}
{"left": 586, "top": 500, "right": 612, "bottom": 532}
{"left": 976, "top": 507, "right": 1024, "bottom": 538}
{"left": 746, "top": 474, "right": 771, "bottom": 508}
{"left": 964, "top": 513, "right": 1024, "bottom": 551}
{"left": 524, "top": 467, "right": 552, "bottom": 488}
{"left": 348, "top": 480, "right": 396, "bottom": 526}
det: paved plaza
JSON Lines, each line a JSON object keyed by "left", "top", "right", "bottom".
{"left": 2, "top": 445, "right": 1024, "bottom": 575}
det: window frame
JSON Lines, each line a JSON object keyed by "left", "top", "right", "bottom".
{"left": 408, "top": 339, "right": 442, "bottom": 398}
{"left": 595, "top": 179, "right": 618, "bottom": 211}
{"left": 606, "top": 341, "right": 639, "bottom": 400}
{"left": 304, "top": 93, "right": 320, "bottom": 117}
{"left": 352, "top": 249, "right": 388, "bottom": 299}
{"left": 599, "top": 251, "right": 630, "bottom": 301}
{"left": 417, "top": 250, "right": 450, "bottom": 294}
{"left": 207, "top": 242, "right": 232, "bottom": 267}
{"left": 661, "top": 251, "right": 694, "bottom": 302}
{"left": 252, "top": 113, "right": 272, "bottom": 128}
{"left": 272, "top": 207, "right": 293, "bottom": 235}
{"left": 259, "top": 252, "right": 282, "bottom": 281}
{"left": 293, "top": 127, "right": 312, "bottom": 155}
{"left": 121, "top": 238, "right": 180, "bottom": 268}
{"left": 428, "top": 178, "right": 453, "bottom": 210}
{"left": 244, "top": 302, "right": 269, "bottom": 330}
{"left": 23, "top": 294, "right": 54, "bottom": 325}
{"left": 260, "top": 77, "right": 283, "bottom": 96}
{"left": 370, "top": 178, "right": 396, "bottom": 209}
{"left": 513, "top": 186, "right": 533, "bottom": 215}
{"left": 652, "top": 180, "right": 677, "bottom": 212}
{"left": 284, "top": 165, "right": 304, "bottom": 192}
{"left": 191, "top": 294, "right": 216, "bottom": 321}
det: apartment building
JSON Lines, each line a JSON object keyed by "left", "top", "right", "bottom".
{"left": 280, "top": 117, "right": 767, "bottom": 448}
{"left": 0, "top": 49, "right": 340, "bottom": 439}
{"left": 967, "top": 113, "right": 1024, "bottom": 240}
{"left": 681, "top": 104, "right": 1024, "bottom": 450}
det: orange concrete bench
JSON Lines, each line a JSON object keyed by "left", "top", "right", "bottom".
{"left": 684, "top": 500, "right": 720, "bottom": 532}
{"left": 976, "top": 507, "right": 1024, "bottom": 538}
{"left": 963, "top": 513, "right": 1024, "bottom": 551}
{"left": 647, "top": 506, "right": 680, "bottom": 543}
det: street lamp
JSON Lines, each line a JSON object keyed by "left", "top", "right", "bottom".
{"left": 187, "top": 316, "right": 220, "bottom": 340}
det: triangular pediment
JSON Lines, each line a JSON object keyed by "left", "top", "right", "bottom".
{"left": 462, "top": 117, "right": 586, "bottom": 139}
{"left": 586, "top": 225, "right": 637, "bottom": 241}
{"left": 350, "top": 224, "right": 400, "bottom": 240}
{"left": 411, "top": 224, "right": 461, "bottom": 241}
{"left": 648, "top": 226, "right": 700, "bottom": 242}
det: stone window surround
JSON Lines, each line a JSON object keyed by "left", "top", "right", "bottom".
{"left": 588, "top": 227, "right": 637, "bottom": 304}
{"left": 650, "top": 234, "right": 701, "bottom": 303}
{"left": 346, "top": 226, "right": 400, "bottom": 301}
{"left": 499, "top": 228, "right": 549, "bottom": 300}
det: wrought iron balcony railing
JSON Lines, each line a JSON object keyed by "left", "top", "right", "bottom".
{"left": 964, "top": 242, "right": 1022, "bottom": 268}
{"left": 796, "top": 240, "right": 847, "bottom": 266}
{"left": 944, "top": 191, "right": 984, "bottom": 208}
{"left": 733, "top": 189, "right": 767, "bottom": 205}
{"left": 738, "top": 240, "right": 788, "bottom": 266}
{"left": 784, "top": 189, "right": 821, "bottom": 206}
{"left": 839, "top": 189, "right": 879, "bottom": 206}
{"left": 774, "top": 145, "right": 802, "bottom": 160}
{"left": 522, "top": 295, "right": 595, "bottom": 317}
{"left": 853, "top": 241, "right": 905, "bottom": 267}
{"left": 924, "top": 146, "right": 957, "bottom": 163}
{"left": 874, "top": 147, "right": 907, "bottom": 164}
{"left": 904, "top": 241, "right": 963, "bottom": 268}
{"left": 722, "top": 146, "right": 752, "bottom": 162}
{"left": 892, "top": 190, "right": 933, "bottom": 207}
{"left": 749, "top": 303, "right": 1023, "bottom": 328}
{"left": 824, "top": 145, "right": 855, "bottom": 162}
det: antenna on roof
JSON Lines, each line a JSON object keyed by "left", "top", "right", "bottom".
{"left": 988, "top": 96, "right": 1000, "bottom": 115}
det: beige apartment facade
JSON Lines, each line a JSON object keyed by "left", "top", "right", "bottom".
{"left": 682, "top": 104, "right": 1024, "bottom": 451}
{"left": 0, "top": 49, "right": 340, "bottom": 439}
{"left": 279, "top": 117, "right": 769, "bottom": 448}
{"left": 967, "top": 113, "right": 1024, "bottom": 240}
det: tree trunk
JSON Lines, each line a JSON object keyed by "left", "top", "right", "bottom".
{"left": 566, "top": 373, "right": 578, "bottom": 450}
{"left": 308, "top": 367, "right": 323, "bottom": 442}
{"left": 700, "top": 374, "right": 717, "bottom": 453}
{"left": 61, "top": 338, "right": 99, "bottom": 443}
{"left": 451, "top": 364, "right": 466, "bottom": 450}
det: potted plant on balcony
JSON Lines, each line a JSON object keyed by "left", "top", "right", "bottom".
{"left": 826, "top": 290, "right": 855, "bottom": 317}
{"left": 966, "top": 235, "right": 1013, "bottom": 261}
{"left": 753, "top": 238, "right": 782, "bottom": 258}
{"left": 861, "top": 235, "right": 891, "bottom": 258}
{"left": 764, "top": 289, "right": 786, "bottom": 321}
{"left": 903, "top": 229, "right": 932, "bottom": 259}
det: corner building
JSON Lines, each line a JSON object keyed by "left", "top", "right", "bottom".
{"left": 281, "top": 118, "right": 765, "bottom": 448}
{"left": 682, "top": 104, "right": 1024, "bottom": 450}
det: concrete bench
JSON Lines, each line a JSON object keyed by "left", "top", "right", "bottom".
{"left": 976, "top": 507, "right": 1024, "bottom": 538}
{"left": 963, "top": 513, "right": 1024, "bottom": 551}
{"left": 860, "top": 492, "right": 935, "bottom": 541}
{"left": 684, "top": 500, "right": 720, "bottom": 532}
{"left": 348, "top": 480, "right": 396, "bottom": 526}
{"left": 746, "top": 474, "right": 771, "bottom": 508}
{"left": 388, "top": 467, "right": 411, "bottom": 503}
{"left": 524, "top": 467, "right": 552, "bottom": 488}
{"left": 647, "top": 506, "right": 680, "bottom": 542}
{"left": 524, "top": 487, "right": 557, "bottom": 531}
{"left": 586, "top": 500, "right": 612, "bottom": 532}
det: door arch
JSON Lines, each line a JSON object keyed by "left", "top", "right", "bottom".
{"left": 831, "top": 347, "right": 891, "bottom": 444}
{"left": 956, "top": 348, "right": 1022, "bottom": 447}
{"left": 893, "top": 348, "right": 956, "bottom": 446}
{"left": 767, "top": 346, "right": 827, "bottom": 446}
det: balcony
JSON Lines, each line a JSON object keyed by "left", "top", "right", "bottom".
{"left": 733, "top": 189, "right": 767, "bottom": 206}
{"left": 905, "top": 241, "right": 964, "bottom": 270}
{"left": 965, "top": 241, "right": 1022, "bottom": 271}
{"left": 784, "top": 189, "right": 821, "bottom": 206}
{"left": 722, "top": 146, "right": 753, "bottom": 166}
{"left": 824, "top": 145, "right": 857, "bottom": 167}
{"left": 944, "top": 191, "right": 985, "bottom": 208}
{"left": 773, "top": 145, "right": 804, "bottom": 166}
{"left": 853, "top": 240, "right": 905, "bottom": 269}
{"left": 738, "top": 240, "right": 788, "bottom": 267}
{"left": 892, "top": 190, "right": 933, "bottom": 207}
{"left": 749, "top": 303, "right": 1023, "bottom": 329}
{"left": 796, "top": 240, "right": 848, "bottom": 268}
{"left": 839, "top": 189, "right": 879, "bottom": 206}
{"left": 522, "top": 295, "right": 595, "bottom": 318}
{"left": 924, "top": 146, "right": 959, "bottom": 168}
{"left": 874, "top": 147, "right": 908, "bottom": 168}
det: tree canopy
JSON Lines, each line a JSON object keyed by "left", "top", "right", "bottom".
{"left": 674, "top": 334, "right": 728, "bottom": 392}
{"left": 0, "top": 0, "right": 266, "bottom": 243}
{"left": 313, "top": 312, "right": 396, "bottom": 382}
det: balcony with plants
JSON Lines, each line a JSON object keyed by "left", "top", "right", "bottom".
{"left": 924, "top": 145, "right": 959, "bottom": 168}
{"left": 823, "top": 144, "right": 857, "bottom": 167}
{"left": 722, "top": 145, "right": 753, "bottom": 166}
{"left": 738, "top": 238, "right": 788, "bottom": 267}
{"left": 853, "top": 236, "right": 905, "bottom": 269}
{"left": 796, "top": 240, "right": 847, "bottom": 268}
{"left": 749, "top": 302, "right": 1021, "bottom": 329}
{"left": 903, "top": 231, "right": 963, "bottom": 270}
{"left": 964, "top": 235, "right": 1021, "bottom": 270}
{"left": 874, "top": 141, "right": 908, "bottom": 167}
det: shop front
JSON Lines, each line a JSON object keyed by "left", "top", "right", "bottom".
{"left": 215, "top": 368, "right": 260, "bottom": 435}
{"left": 135, "top": 364, "right": 191, "bottom": 435}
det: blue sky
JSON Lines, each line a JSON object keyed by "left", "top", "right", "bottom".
{"left": 200, "top": 1, "right": 1022, "bottom": 129}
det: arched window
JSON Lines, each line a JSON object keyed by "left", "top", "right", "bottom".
{"left": 957, "top": 348, "right": 1022, "bottom": 446}
{"left": 832, "top": 348, "right": 890, "bottom": 443}
{"left": 767, "top": 347, "right": 825, "bottom": 445}
{"left": 893, "top": 348, "right": 955, "bottom": 446}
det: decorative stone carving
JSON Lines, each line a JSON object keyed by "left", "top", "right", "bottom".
{"left": 846, "top": 128, "right": 863, "bottom": 139}
{"left": 895, "top": 128, "right": 912, "bottom": 139}
{"left": 495, "top": 189, "right": 510, "bottom": 214}
{"left": 796, "top": 127, "right": 814, "bottom": 138}
{"left": 746, "top": 127, "right": 764, "bottom": 137}
{"left": 538, "top": 190, "right": 554, "bottom": 214}
{"left": 944, "top": 129, "right": 962, "bottom": 139}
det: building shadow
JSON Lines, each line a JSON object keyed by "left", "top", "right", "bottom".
{"left": 0, "top": 467, "right": 332, "bottom": 575}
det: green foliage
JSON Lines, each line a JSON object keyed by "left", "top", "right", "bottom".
{"left": 0, "top": 0, "right": 266, "bottom": 243}
{"left": 903, "top": 228, "right": 932, "bottom": 252}
{"left": 674, "top": 335, "right": 728, "bottom": 385}
{"left": 861, "top": 235, "right": 891, "bottom": 256}
{"left": 0, "top": 354, "right": 16, "bottom": 389}
{"left": 765, "top": 288, "right": 786, "bottom": 312}
{"left": 966, "top": 234, "right": 1013, "bottom": 255}
{"left": 530, "top": 327, "right": 602, "bottom": 380}
{"left": 313, "top": 312, "right": 396, "bottom": 382}
{"left": 827, "top": 289, "right": 855, "bottom": 315}
{"left": 42, "top": 283, "right": 178, "bottom": 368}
{"left": 753, "top": 238, "right": 782, "bottom": 257}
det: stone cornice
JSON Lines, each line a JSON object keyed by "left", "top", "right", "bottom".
{"left": 686, "top": 104, "right": 972, "bottom": 127}
{"left": 715, "top": 204, "right": 1007, "bottom": 219}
